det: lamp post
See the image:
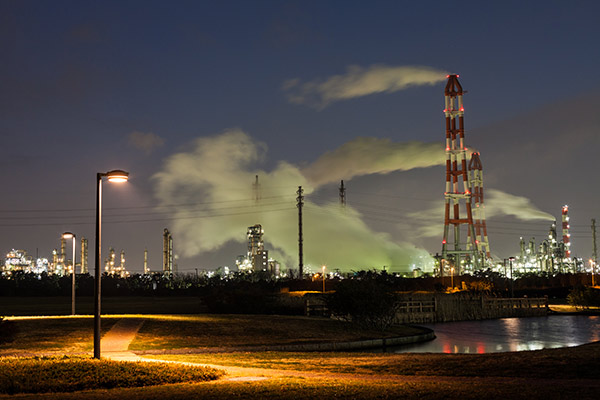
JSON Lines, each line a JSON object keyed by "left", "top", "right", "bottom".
{"left": 322, "top": 265, "right": 326, "bottom": 293}
{"left": 62, "top": 232, "right": 76, "bottom": 315}
{"left": 94, "top": 169, "right": 129, "bottom": 359}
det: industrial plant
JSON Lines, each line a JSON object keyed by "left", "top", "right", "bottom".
{"left": 2, "top": 235, "right": 89, "bottom": 277}
{"left": 1, "top": 228, "right": 177, "bottom": 278}
{"left": 433, "top": 75, "right": 594, "bottom": 279}
{"left": 235, "top": 224, "right": 280, "bottom": 276}
{"left": 1, "top": 75, "right": 597, "bottom": 281}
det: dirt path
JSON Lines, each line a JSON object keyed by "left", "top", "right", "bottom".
{"left": 98, "top": 318, "right": 600, "bottom": 391}
{"left": 101, "top": 324, "right": 600, "bottom": 391}
{"left": 101, "top": 318, "right": 144, "bottom": 353}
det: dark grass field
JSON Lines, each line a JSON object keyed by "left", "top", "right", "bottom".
{"left": 129, "top": 314, "right": 425, "bottom": 350}
{"left": 0, "top": 314, "right": 425, "bottom": 355}
{"left": 146, "top": 341, "right": 600, "bottom": 379}
{"left": 1, "top": 303, "right": 599, "bottom": 399}
{"left": 0, "top": 296, "right": 204, "bottom": 316}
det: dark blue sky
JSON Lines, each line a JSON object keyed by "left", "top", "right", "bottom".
{"left": 1, "top": 0, "right": 599, "bottom": 273}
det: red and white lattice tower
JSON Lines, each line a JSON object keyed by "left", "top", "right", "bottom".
{"left": 441, "top": 74, "right": 481, "bottom": 272}
{"left": 467, "top": 152, "right": 491, "bottom": 258}
{"left": 562, "top": 205, "right": 571, "bottom": 258}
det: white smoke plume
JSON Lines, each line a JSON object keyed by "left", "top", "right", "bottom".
{"left": 485, "top": 189, "right": 555, "bottom": 221}
{"left": 408, "top": 190, "right": 555, "bottom": 238}
{"left": 302, "top": 137, "right": 444, "bottom": 187}
{"left": 128, "top": 131, "right": 165, "bottom": 154}
{"left": 283, "top": 64, "right": 448, "bottom": 109}
{"left": 153, "top": 129, "right": 433, "bottom": 272}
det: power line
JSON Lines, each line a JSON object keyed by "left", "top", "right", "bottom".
{"left": 0, "top": 194, "right": 295, "bottom": 214}
{"left": 0, "top": 207, "right": 296, "bottom": 228}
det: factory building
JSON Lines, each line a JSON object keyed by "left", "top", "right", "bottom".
{"left": 513, "top": 206, "right": 578, "bottom": 275}
{"left": 247, "top": 224, "right": 268, "bottom": 271}
{"left": 1, "top": 249, "right": 49, "bottom": 275}
{"left": 235, "top": 224, "right": 279, "bottom": 276}
{"left": 104, "top": 248, "right": 129, "bottom": 278}
{"left": 80, "top": 237, "right": 88, "bottom": 274}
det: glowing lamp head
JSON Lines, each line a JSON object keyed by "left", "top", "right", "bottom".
{"left": 62, "top": 232, "right": 75, "bottom": 239}
{"left": 106, "top": 170, "right": 129, "bottom": 183}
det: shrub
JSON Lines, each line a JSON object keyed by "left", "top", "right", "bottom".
{"left": 0, "top": 356, "right": 224, "bottom": 394}
{"left": 567, "top": 286, "right": 600, "bottom": 309}
{"left": 326, "top": 273, "right": 399, "bottom": 331}
{"left": 0, "top": 317, "right": 16, "bottom": 345}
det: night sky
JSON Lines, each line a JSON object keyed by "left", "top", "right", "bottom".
{"left": 2, "top": 0, "right": 600, "bottom": 274}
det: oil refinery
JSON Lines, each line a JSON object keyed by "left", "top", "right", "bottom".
{"left": 1, "top": 75, "right": 597, "bottom": 280}
{"left": 433, "top": 75, "right": 592, "bottom": 279}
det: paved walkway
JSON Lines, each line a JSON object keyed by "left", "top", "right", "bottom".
{"left": 101, "top": 318, "right": 269, "bottom": 381}
{"left": 101, "top": 318, "right": 145, "bottom": 353}
{"left": 99, "top": 320, "right": 557, "bottom": 385}
{"left": 96, "top": 318, "right": 600, "bottom": 391}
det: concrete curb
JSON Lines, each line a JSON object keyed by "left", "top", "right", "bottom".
{"left": 263, "top": 328, "right": 436, "bottom": 352}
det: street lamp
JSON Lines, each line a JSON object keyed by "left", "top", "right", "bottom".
{"left": 94, "top": 169, "right": 129, "bottom": 359}
{"left": 62, "top": 232, "right": 76, "bottom": 315}
{"left": 322, "top": 265, "right": 326, "bottom": 293}
{"left": 509, "top": 256, "right": 515, "bottom": 298}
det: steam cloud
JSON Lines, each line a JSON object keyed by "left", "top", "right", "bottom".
{"left": 128, "top": 131, "right": 165, "bottom": 154}
{"left": 408, "top": 190, "right": 555, "bottom": 238}
{"left": 485, "top": 189, "right": 555, "bottom": 221}
{"left": 153, "top": 129, "right": 433, "bottom": 272}
{"left": 283, "top": 64, "right": 448, "bottom": 109}
{"left": 302, "top": 137, "right": 444, "bottom": 187}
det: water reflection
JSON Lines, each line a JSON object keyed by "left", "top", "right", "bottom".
{"left": 392, "top": 315, "right": 600, "bottom": 354}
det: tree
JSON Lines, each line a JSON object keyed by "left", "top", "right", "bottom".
{"left": 326, "top": 273, "right": 399, "bottom": 331}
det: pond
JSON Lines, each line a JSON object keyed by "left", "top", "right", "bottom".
{"left": 391, "top": 315, "right": 600, "bottom": 353}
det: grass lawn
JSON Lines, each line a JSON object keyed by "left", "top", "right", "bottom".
{"left": 144, "top": 341, "right": 600, "bottom": 379}
{"left": 2, "top": 375, "right": 596, "bottom": 400}
{"left": 129, "top": 314, "right": 426, "bottom": 350}
{"left": 0, "top": 317, "right": 120, "bottom": 355}
{"left": 2, "top": 313, "right": 599, "bottom": 399}
{"left": 0, "top": 296, "right": 204, "bottom": 316}
{"left": 1, "top": 314, "right": 426, "bottom": 355}
{"left": 1, "top": 346, "right": 599, "bottom": 400}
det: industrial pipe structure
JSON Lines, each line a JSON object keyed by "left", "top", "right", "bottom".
{"left": 468, "top": 152, "right": 491, "bottom": 258}
{"left": 562, "top": 205, "right": 571, "bottom": 259}
{"left": 440, "top": 75, "right": 481, "bottom": 272}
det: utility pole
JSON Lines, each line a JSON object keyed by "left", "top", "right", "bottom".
{"left": 592, "top": 219, "right": 597, "bottom": 266}
{"left": 592, "top": 219, "right": 597, "bottom": 287}
{"left": 253, "top": 175, "right": 261, "bottom": 203}
{"left": 339, "top": 180, "right": 346, "bottom": 207}
{"left": 297, "top": 186, "right": 304, "bottom": 278}
{"left": 509, "top": 257, "right": 515, "bottom": 298}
